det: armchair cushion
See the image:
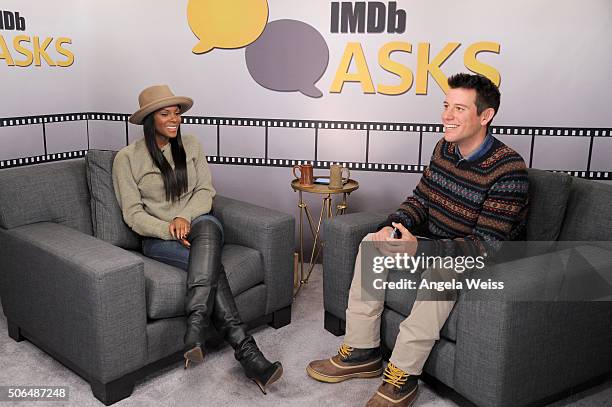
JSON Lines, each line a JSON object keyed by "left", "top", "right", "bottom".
{"left": 132, "top": 244, "right": 264, "bottom": 319}
{"left": 525, "top": 169, "right": 572, "bottom": 241}
{"left": 85, "top": 150, "right": 141, "bottom": 250}
{"left": 0, "top": 160, "right": 92, "bottom": 235}
{"left": 559, "top": 177, "right": 612, "bottom": 241}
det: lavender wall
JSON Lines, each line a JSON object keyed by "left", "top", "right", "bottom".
{"left": 1, "top": 1, "right": 611, "bottom": 250}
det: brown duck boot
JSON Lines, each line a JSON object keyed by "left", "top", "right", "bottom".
{"left": 306, "top": 344, "right": 383, "bottom": 383}
{"left": 365, "top": 362, "right": 418, "bottom": 407}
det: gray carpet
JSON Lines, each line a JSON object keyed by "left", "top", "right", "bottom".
{"left": 0, "top": 266, "right": 610, "bottom": 407}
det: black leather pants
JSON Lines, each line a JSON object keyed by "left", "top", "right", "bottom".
{"left": 184, "top": 219, "right": 248, "bottom": 349}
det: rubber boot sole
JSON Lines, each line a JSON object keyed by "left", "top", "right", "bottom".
{"left": 306, "top": 365, "right": 383, "bottom": 383}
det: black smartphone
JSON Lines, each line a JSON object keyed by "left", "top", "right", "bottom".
{"left": 391, "top": 228, "right": 402, "bottom": 239}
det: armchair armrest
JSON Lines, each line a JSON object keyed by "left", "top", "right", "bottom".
{"left": 0, "top": 222, "right": 147, "bottom": 384}
{"left": 213, "top": 195, "right": 295, "bottom": 314}
{"left": 453, "top": 246, "right": 612, "bottom": 407}
{"left": 322, "top": 212, "right": 387, "bottom": 319}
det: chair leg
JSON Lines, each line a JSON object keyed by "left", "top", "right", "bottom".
{"left": 90, "top": 376, "right": 135, "bottom": 406}
{"left": 7, "top": 320, "right": 24, "bottom": 342}
{"left": 268, "top": 305, "right": 291, "bottom": 329}
{"left": 324, "top": 311, "right": 345, "bottom": 336}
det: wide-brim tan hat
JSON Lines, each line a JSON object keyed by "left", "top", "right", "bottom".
{"left": 129, "top": 85, "right": 193, "bottom": 125}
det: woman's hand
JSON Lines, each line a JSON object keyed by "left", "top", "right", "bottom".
{"left": 170, "top": 217, "right": 191, "bottom": 247}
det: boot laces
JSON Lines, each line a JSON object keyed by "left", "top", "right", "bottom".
{"left": 383, "top": 362, "right": 409, "bottom": 389}
{"left": 338, "top": 344, "right": 353, "bottom": 359}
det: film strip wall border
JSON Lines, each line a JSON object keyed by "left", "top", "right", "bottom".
{"left": 1, "top": 112, "right": 611, "bottom": 181}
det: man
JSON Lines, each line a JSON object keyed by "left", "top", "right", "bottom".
{"left": 306, "top": 73, "right": 529, "bottom": 406}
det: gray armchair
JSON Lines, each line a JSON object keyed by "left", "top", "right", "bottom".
{"left": 0, "top": 152, "right": 295, "bottom": 405}
{"left": 322, "top": 169, "right": 612, "bottom": 407}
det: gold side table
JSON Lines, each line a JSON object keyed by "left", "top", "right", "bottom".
{"left": 291, "top": 177, "right": 359, "bottom": 296}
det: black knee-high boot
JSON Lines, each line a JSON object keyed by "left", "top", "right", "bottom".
{"left": 234, "top": 336, "right": 283, "bottom": 394}
{"left": 211, "top": 270, "right": 248, "bottom": 347}
{"left": 183, "top": 219, "right": 223, "bottom": 367}
{"left": 212, "top": 270, "right": 283, "bottom": 394}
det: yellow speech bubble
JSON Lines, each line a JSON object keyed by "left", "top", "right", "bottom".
{"left": 188, "top": 0, "right": 269, "bottom": 54}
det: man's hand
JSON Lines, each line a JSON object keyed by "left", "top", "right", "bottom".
{"left": 372, "top": 226, "right": 394, "bottom": 254}
{"left": 373, "top": 223, "right": 417, "bottom": 256}
{"left": 169, "top": 217, "right": 191, "bottom": 248}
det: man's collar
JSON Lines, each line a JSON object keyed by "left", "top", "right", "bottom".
{"left": 456, "top": 133, "right": 493, "bottom": 163}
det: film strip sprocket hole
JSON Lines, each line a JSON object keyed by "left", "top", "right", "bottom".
{"left": 0, "top": 112, "right": 610, "bottom": 180}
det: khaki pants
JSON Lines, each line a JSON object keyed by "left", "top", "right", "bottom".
{"left": 344, "top": 234, "right": 456, "bottom": 375}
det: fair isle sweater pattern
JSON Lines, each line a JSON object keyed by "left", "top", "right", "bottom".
{"left": 379, "top": 136, "right": 529, "bottom": 257}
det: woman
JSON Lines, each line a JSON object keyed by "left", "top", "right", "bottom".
{"left": 112, "top": 85, "right": 282, "bottom": 394}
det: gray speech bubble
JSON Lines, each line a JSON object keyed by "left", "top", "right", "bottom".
{"left": 245, "top": 19, "right": 329, "bottom": 98}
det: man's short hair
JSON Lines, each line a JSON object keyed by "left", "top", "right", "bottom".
{"left": 448, "top": 73, "right": 500, "bottom": 118}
